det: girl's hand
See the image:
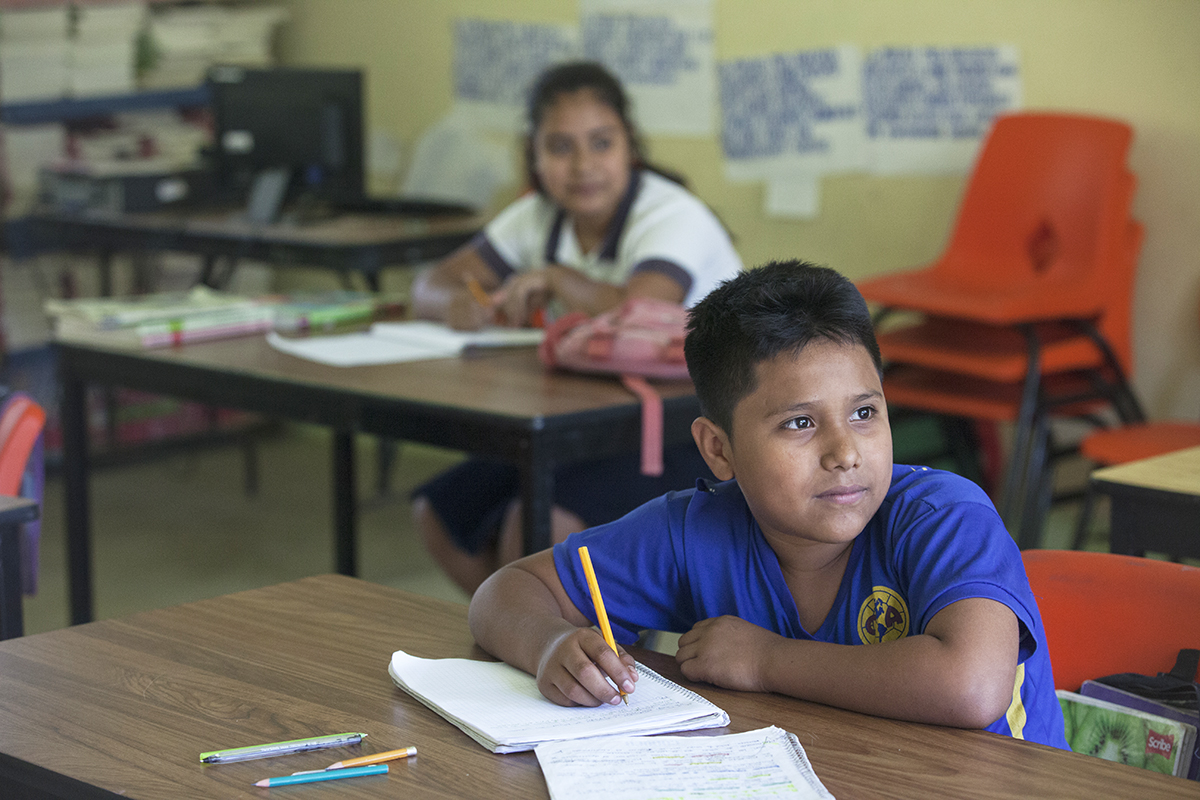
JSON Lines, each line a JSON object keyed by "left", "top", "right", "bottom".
{"left": 493, "top": 269, "right": 553, "bottom": 327}
{"left": 536, "top": 627, "right": 638, "bottom": 707}
{"left": 445, "top": 290, "right": 496, "bottom": 330}
{"left": 675, "top": 616, "right": 779, "bottom": 692}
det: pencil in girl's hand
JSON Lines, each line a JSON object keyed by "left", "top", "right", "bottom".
{"left": 577, "top": 545, "right": 628, "bottom": 704}
{"left": 464, "top": 275, "right": 492, "bottom": 307}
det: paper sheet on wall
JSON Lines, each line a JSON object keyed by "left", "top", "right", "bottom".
{"left": 535, "top": 726, "right": 836, "bottom": 800}
{"left": 451, "top": 18, "right": 580, "bottom": 132}
{"left": 765, "top": 172, "right": 821, "bottom": 219}
{"left": 720, "top": 44, "right": 866, "bottom": 184}
{"left": 581, "top": 0, "right": 716, "bottom": 136}
{"left": 864, "top": 45, "right": 1022, "bottom": 175}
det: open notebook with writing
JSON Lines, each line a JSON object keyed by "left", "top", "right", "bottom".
{"left": 388, "top": 650, "right": 730, "bottom": 753}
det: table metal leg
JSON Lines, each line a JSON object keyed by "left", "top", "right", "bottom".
{"left": 332, "top": 431, "right": 358, "bottom": 576}
{"left": 519, "top": 440, "right": 554, "bottom": 556}
{"left": 0, "top": 517, "right": 23, "bottom": 639}
{"left": 62, "top": 367, "right": 94, "bottom": 625}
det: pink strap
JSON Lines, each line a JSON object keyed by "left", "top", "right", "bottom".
{"left": 620, "top": 374, "right": 663, "bottom": 476}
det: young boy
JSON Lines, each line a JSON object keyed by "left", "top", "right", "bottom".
{"left": 468, "top": 260, "right": 1068, "bottom": 748}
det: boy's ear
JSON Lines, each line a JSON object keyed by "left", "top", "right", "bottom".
{"left": 691, "top": 416, "right": 735, "bottom": 482}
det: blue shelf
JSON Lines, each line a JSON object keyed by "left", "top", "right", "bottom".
{"left": 1, "top": 85, "right": 211, "bottom": 125}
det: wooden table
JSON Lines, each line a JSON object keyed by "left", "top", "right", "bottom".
{"left": 1091, "top": 444, "right": 1200, "bottom": 559}
{"left": 55, "top": 335, "right": 700, "bottom": 624}
{"left": 8, "top": 207, "right": 482, "bottom": 292}
{"left": 0, "top": 575, "right": 1188, "bottom": 799}
{"left": 0, "top": 495, "right": 39, "bottom": 640}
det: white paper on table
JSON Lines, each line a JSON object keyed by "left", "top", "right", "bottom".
{"left": 266, "top": 322, "right": 544, "bottom": 367}
{"left": 535, "top": 726, "right": 836, "bottom": 800}
{"left": 266, "top": 330, "right": 460, "bottom": 366}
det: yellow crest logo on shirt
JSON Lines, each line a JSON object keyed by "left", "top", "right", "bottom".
{"left": 857, "top": 586, "right": 910, "bottom": 644}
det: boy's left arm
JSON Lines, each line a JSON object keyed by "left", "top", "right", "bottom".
{"left": 675, "top": 597, "right": 1018, "bottom": 729}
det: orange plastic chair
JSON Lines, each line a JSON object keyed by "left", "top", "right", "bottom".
{"left": 859, "top": 113, "right": 1143, "bottom": 546}
{"left": 1023, "top": 550, "right": 1200, "bottom": 692}
{"left": 0, "top": 391, "right": 46, "bottom": 640}
{"left": 878, "top": 218, "right": 1144, "bottom": 548}
{"left": 860, "top": 113, "right": 1134, "bottom": 328}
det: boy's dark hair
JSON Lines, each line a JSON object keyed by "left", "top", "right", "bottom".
{"left": 684, "top": 260, "right": 883, "bottom": 434}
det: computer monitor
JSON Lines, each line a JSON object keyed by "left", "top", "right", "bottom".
{"left": 207, "top": 65, "right": 365, "bottom": 210}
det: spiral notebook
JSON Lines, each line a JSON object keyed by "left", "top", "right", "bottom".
{"left": 388, "top": 650, "right": 730, "bottom": 753}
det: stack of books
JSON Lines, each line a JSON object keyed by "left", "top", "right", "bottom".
{"left": 46, "top": 287, "right": 407, "bottom": 349}
{"left": 140, "top": 4, "right": 289, "bottom": 89}
{"left": 0, "top": 4, "right": 70, "bottom": 102}
{"left": 1058, "top": 686, "right": 1198, "bottom": 780}
{"left": 46, "top": 286, "right": 276, "bottom": 348}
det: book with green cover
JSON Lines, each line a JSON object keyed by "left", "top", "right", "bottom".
{"left": 1057, "top": 689, "right": 1196, "bottom": 778}
{"left": 267, "top": 290, "right": 404, "bottom": 332}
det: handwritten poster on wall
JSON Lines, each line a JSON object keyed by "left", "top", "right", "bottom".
{"left": 453, "top": 19, "right": 579, "bottom": 131}
{"left": 717, "top": 44, "right": 1020, "bottom": 216}
{"left": 581, "top": 0, "right": 715, "bottom": 135}
{"left": 864, "top": 45, "right": 1022, "bottom": 174}
{"left": 448, "top": 14, "right": 1022, "bottom": 218}
{"left": 718, "top": 45, "right": 865, "bottom": 183}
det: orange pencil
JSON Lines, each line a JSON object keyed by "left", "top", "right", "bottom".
{"left": 464, "top": 275, "right": 492, "bottom": 307}
{"left": 326, "top": 745, "right": 417, "bottom": 770}
{"left": 577, "top": 545, "right": 628, "bottom": 704}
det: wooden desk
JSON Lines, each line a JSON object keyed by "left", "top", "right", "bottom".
{"left": 10, "top": 207, "right": 481, "bottom": 291}
{"left": 0, "top": 495, "right": 39, "bottom": 640}
{"left": 1091, "top": 444, "right": 1200, "bottom": 559}
{"left": 55, "top": 336, "right": 700, "bottom": 624}
{"left": 0, "top": 575, "right": 1187, "bottom": 799}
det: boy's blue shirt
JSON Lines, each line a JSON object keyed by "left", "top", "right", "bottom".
{"left": 553, "top": 464, "right": 1069, "bottom": 749}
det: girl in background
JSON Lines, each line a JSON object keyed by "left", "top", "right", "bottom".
{"left": 410, "top": 61, "right": 742, "bottom": 595}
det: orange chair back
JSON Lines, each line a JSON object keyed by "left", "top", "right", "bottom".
{"left": 0, "top": 394, "right": 46, "bottom": 497}
{"left": 935, "top": 113, "right": 1133, "bottom": 294}
{"left": 1023, "top": 550, "right": 1200, "bottom": 692}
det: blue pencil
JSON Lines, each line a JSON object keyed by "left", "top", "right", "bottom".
{"left": 253, "top": 763, "right": 388, "bottom": 787}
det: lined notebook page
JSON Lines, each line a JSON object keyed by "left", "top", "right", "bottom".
{"left": 388, "top": 650, "right": 729, "bottom": 753}
{"left": 535, "top": 726, "right": 836, "bottom": 800}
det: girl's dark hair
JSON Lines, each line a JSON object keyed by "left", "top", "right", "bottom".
{"left": 684, "top": 260, "right": 883, "bottom": 434}
{"left": 524, "top": 61, "right": 686, "bottom": 192}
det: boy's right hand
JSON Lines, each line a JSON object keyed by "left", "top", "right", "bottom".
{"left": 536, "top": 626, "right": 638, "bottom": 707}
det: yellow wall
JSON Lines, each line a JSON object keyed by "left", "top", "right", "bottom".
{"left": 276, "top": 0, "right": 1200, "bottom": 420}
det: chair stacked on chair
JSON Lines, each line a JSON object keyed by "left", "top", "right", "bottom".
{"left": 857, "top": 112, "right": 1145, "bottom": 550}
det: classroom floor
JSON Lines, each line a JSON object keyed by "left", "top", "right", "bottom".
{"left": 18, "top": 418, "right": 1152, "bottom": 638}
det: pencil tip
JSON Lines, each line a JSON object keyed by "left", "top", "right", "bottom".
{"left": 253, "top": 779, "right": 269, "bottom": 787}
{"left": 622, "top": 693, "right": 628, "bottom": 705}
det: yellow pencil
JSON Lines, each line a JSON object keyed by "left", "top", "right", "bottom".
{"left": 577, "top": 545, "right": 627, "bottom": 704}
{"left": 464, "top": 275, "right": 492, "bottom": 307}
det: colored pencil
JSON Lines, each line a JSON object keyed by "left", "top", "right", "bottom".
{"left": 327, "top": 745, "right": 417, "bottom": 770}
{"left": 577, "top": 545, "right": 628, "bottom": 704}
{"left": 254, "top": 764, "right": 388, "bottom": 787}
{"left": 465, "top": 275, "right": 492, "bottom": 307}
